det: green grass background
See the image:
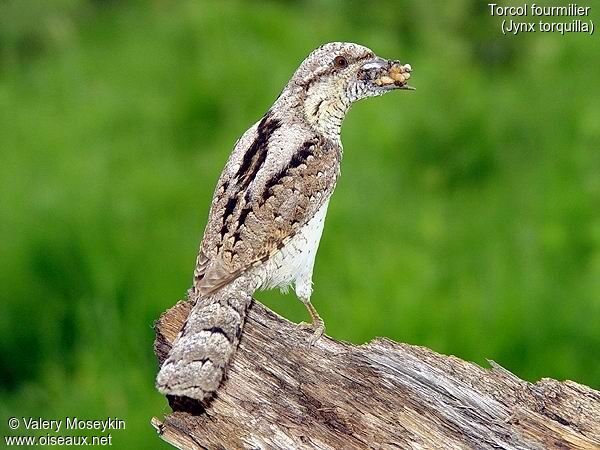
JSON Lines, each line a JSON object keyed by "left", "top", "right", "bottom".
{"left": 1, "top": 0, "right": 599, "bottom": 447}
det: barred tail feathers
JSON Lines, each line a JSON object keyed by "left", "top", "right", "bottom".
{"left": 156, "top": 284, "right": 252, "bottom": 400}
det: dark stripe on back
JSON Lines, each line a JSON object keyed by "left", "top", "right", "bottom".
{"left": 217, "top": 112, "right": 281, "bottom": 238}
{"left": 237, "top": 206, "right": 252, "bottom": 226}
{"left": 235, "top": 112, "right": 281, "bottom": 190}
{"left": 261, "top": 140, "right": 317, "bottom": 202}
{"left": 262, "top": 168, "right": 286, "bottom": 202}
{"left": 220, "top": 196, "right": 238, "bottom": 236}
{"left": 220, "top": 112, "right": 281, "bottom": 237}
{"left": 224, "top": 196, "right": 238, "bottom": 217}
{"left": 289, "top": 141, "right": 315, "bottom": 169}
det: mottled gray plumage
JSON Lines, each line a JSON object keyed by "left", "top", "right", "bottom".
{"left": 156, "top": 42, "right": 413, "bottom": 400}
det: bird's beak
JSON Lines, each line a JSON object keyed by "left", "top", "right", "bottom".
{"left": 360, "top": 58, "right": 414, "bottom": 91}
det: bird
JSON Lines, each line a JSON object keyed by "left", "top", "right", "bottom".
{"left": 156, "top": 42, "right": 413, "bottom": 401}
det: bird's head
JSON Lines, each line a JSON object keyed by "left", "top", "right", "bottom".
{"left": 285, "top": 42, "right": 413, "bottom": 136}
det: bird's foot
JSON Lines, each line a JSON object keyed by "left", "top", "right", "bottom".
{"left": 295, "top": 301, "right": 326, "bottom": 347}
{"left": 307, "top": 317, "right": 325, "bottom": 346}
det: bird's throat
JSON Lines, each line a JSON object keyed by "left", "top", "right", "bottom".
{"left": 304, "top": 95, "right": 350, "bottom": 140}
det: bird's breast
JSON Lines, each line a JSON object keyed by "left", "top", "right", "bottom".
{"left": 254, "top": 197, "right": 331, "bottom": 292}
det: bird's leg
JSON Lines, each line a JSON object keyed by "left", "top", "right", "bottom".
{"left": 294, "top": 274, "right": 325, "bottom": 345}
{"left": 305, "top": 299, "right": 326, "bottom": 345}
{"left": 296, "top": 297, "right": 325, "bottom": 346}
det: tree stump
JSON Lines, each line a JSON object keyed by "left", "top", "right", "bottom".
{"left": 152, "top": 300, "right": 600, "bottom": 449}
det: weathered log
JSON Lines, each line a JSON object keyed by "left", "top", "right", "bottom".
{"left": 151, "top": 300, "right": 600, "bottom": 450}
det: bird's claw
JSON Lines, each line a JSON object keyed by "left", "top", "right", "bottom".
{"left": 295, "top": 319, "right": 325, "bottom": 347}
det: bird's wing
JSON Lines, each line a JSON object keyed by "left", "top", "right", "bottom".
{"left": 194, "top": 122, "right": 340, "bottom": 296}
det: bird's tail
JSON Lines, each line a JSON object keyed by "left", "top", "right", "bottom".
{"left": 156, "top": 282, "right": 252, "bottom": 401}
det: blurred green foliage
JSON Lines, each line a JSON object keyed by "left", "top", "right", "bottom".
{"left": 1, "top": 0, "right": 599, "bottom": 447}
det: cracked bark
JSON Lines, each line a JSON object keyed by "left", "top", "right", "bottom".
{"left": 152, "top": 300, "right": 600, "bottom": 450}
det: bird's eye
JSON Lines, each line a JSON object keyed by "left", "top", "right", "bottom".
{"left": 334, "top": 55, "right": 348, "bottom": 69}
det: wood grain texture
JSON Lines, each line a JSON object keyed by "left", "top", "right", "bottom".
{"left": 152, "top": 300, "right": 600, "bottom": 450}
